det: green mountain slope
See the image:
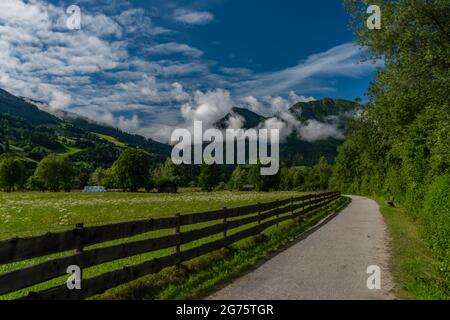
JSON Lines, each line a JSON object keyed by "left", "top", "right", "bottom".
{"left": 290, "top": 98, "right": 360, "bottom": 122}
{"left": 0, "top": 88, "right": 170, "bottom": 169}
{"left": 0, "top": 88, "right": 59, "bottom": 125}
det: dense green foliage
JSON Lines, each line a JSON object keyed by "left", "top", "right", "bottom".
{"left": 151, "top": 158, "right": 196, "bottom": 188}
{"left": 32, "top": 155, "right": 76, "bottom": 192}
{"left": 228, "top": 165, "right": 247, "bottom": 190}
{"left": 421, "top": 174, "right": 450, "bottom": 278}
{"left": 0, "top": 156, "right": 25, "bottom": 192}
{"left": 223, "top": 157, "right": 333, "bottom": 192}
{"left": 334, "top": 0, "right": 449, "bottom": 280}
{"left": 246, "top": 163, "right": 279, "bottom": 191}
{"left": 111, "top": 148, "right": 152, "bottom": 192}
{"left": 198, "top": 163, "right": 223, "bottom": 191}
{"left": 377, "top": 196, "right": 449, "bottom": 299}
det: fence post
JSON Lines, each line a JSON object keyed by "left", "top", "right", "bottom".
{"left": 291, "top": 197, "right": 294, "bottom": 220}
{"left": 223, "top": 207, "right": 228, "bottom": 239}
{"left": 75, "top": 223, "right": 84, "bottom": 253}
{"left": 276, "top": 200, "right": 280, "bottom": 227}
{"left": 175, "top": 213, "right": 181, "bottom": 267}
{"left": 300, "top": 197, "right": 307, "bottom": 223}
{"left": 257, "top": 202, "right": 261, "bottom": 228}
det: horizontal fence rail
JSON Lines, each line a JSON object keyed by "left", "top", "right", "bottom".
{"left": 0, "top": 191, "right": 341, "bottom": 300}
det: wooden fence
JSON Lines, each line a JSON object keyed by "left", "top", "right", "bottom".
{"left": 0, "top": 191, "right": 341, "bottom": 300}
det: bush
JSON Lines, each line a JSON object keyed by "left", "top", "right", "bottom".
{"left": 214, "top": 181, "right": 227, "bottom": 191}
{"left": 421, "top": 174, "right": 450, "bottom": 276}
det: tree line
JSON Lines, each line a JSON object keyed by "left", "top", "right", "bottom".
{"left": 334, "top": 0, "right": 449, "bottom": 280}
{"left": 0, "top": 148, "right": 333, "bottom": 193}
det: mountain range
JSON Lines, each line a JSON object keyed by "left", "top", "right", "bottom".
{"left": 215, "top": 98, "right": 360, "bottom": 165}
{"left": 0, "top": 87, "right": 361, "bottom": 170}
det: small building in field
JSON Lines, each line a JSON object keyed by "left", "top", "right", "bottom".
{"left": 83, "top": 186, "right": 107, "bottom": 193}
{"left": 241, "top": 184, "right": 255, "bottom": 191}
{"left": 158, "top": 181, "right": 178, "bottom": 194}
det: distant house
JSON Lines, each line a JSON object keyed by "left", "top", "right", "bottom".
{"left": 158, "top": 181, "right": 178, "bottom": 194}
{"left": 83, "top": 186, "right": 107, "bottom": 193}
{"left": 241, "top": 184, "right": 255, "bottom": 191}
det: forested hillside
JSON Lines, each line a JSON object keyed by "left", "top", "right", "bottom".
{"left": 0, "top": 88, "right": 171, "bottom": 170}
{"left": 333, "top": 0, "right": 449, "bottom": 286}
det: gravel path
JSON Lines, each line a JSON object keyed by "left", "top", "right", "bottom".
{"left": 209, "top": 196, "right": 395, "bottom": 300}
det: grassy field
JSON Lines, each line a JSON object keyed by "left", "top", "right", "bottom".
{"left": 0, "top": 190, "right": 304, "bottom": 240}
{"left": 375, "top": 197, "right": 450, "bottom": 300}
{"left": 0, "top": 190, "right": 320, "bottom": 299}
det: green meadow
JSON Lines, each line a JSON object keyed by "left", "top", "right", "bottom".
{"left": 0, "top": 190, "right": 303, "bottom": 239}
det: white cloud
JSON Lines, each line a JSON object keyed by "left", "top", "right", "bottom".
{"left": 220, "top": 67, "right": 253, "bottom": 77}
{"left": 257, "top": 111, "right": 345, "bottom": 143}
{"left": 117, "top": 114, "right": 140, "bottom": 133}
{"left": 181, "top": 89, "right": 235, "bottom": 127}
{"left": 240, "top": 91, "right": 316, "bottom": 116}
{"left": 258, "top": 116, "right": 293, "bottom": 142}
{"left": 236, "top": 43, "right": 380, "bottom": 97}
{"left": 81, "top": 13, "right": 123, "bottom": 38}
{"left": 146, "top": 42, "right": 203, "bottom": 58}
{"left": 116, "top": 8, "right": 170, "bottom": 35}
{"left": 137, "top": 123, "right": 178, "bottom": 143}
{"left": 298, "top": 119, "right": 344, "bottom": 142}
{"left": 226, "top": 114, "right": 245, "bottom": 130}
{"left": 0, "top": 0, "right": 129, "bottom": 109}
{"left": 173, "top": 9, "right": 214, "bottom": 25}
{"left": 48, "top": 90, "right": 72, "bottom": 110}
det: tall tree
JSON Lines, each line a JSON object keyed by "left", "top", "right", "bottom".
{"left": 198, "top": 163, "right": 221, "bottom": 192}
{"left": 315, "top": 157, "right": 333, "bottom": 190}
{"left": 279, "top": 167, "right": 296, "bottom": 190}
{"left": 60, "top": 157, "right": 76, "bottom": 192}
{"left": 247, "top": 163, "right": 280, "bottom": 191}
{"left": 33, "top": 155, "right": 76, "bottom": 192}
{"left": 0, "top": 156, "right": 25, "bottom": 192}
{"left": 228, "top": 165, "right": 247, "bottom": 190}
{"left": 152, "top": 158, "right": 178, "bottom": 187}
{"left": 89, "top": 167, "right": 107, "bottom": 186}
{"left": 111, "top": 148, "right": 152, "bottom": 192}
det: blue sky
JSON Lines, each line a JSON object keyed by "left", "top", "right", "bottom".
{"left": 0, "top": 0, "right": 378, "bottom": 142}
